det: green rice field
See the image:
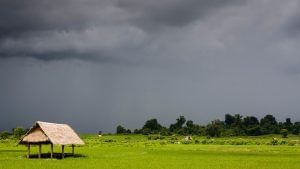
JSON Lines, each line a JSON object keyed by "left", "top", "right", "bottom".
{"left": 0, "top": 135, "right": 300, "bottom": 169}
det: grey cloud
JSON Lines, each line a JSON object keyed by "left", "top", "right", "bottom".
{"left": 1, "top": 0, "right": 300, "bottom": 133}
{"left": 0, "top": 0, "right": 247, "bottom": 61}
{"left": 0, "top": 0, "right": 115, "bottom": 38}
{"left": 117, "top": 0, "right": 246, "bottom": 29}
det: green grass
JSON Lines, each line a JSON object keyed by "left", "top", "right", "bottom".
{"left": 0, "top": 135, "right": 300, "bottom": 169}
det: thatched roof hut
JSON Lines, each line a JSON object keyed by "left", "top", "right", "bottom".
{"left": 20, "top": 121, "right": 84, "bottom": 159}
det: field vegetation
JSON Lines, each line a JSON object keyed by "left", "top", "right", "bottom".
{"left": 0, "top": 134, "right": 300, "bottom": 169}
{"left": 1, "top": 114, "right": 300, "bottom": 169}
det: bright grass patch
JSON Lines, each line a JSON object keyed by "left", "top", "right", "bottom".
{"left": 0, "top": 135, "right": 300, "bottom": 169}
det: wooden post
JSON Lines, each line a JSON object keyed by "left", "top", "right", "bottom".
{"left": 50, "top": 144, "right": 53, "bottom": 159}
{"left": 38, "top": 144, "right": 42, "bottom": 159}
{"left": 27, "top": 143, "right": 30, "bottom": 159}
{"left": 72, "top": 145, "right": 74, "bottom": 156}
{"left": 62, "top": 145, "right": 65, "bottom": 159}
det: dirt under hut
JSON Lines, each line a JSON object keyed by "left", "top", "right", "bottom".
{"left": 19, "top": 121, "right": 84, "bottom": 159}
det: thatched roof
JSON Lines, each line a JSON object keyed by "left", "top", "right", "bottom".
{"left": 20, "top": 121, "right": 84, "bottom": 145}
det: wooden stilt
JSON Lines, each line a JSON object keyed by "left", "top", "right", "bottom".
{"left": 27, "top": 143, "right": 30, "bottom": 159}
{"left": 62, "top": 145, "right": 65, "bottom": 159}
{"left": 72, "top": 145, "right": 74, "bottom": 156}
{"left": 38, "top": 144, "right": 42, "bottom": 159}
{"left": 50, "top": 144, "right": 53, "bottom": 159}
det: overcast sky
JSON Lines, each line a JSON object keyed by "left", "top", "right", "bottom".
{"left": 1, "top": 0, "right": 300, "bottom": 133}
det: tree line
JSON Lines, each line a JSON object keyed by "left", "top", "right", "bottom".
{"left": 0, "top": 127, "right": 27, "bottom": 140}
{"left": 116, "top": 114, "right": 300, "bottom": 137}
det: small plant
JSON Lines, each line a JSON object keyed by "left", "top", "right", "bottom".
{"left": 270, "top": 137, "right": 278, "bottom": 145}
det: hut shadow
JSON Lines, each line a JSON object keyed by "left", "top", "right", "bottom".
{"left": 27, "top": 153, "right": 87, "bottom": 159}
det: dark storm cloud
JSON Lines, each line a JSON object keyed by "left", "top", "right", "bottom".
{"left": 117, "top": 0, "right": 245, "bottom": 29}
{"left": 0, "top": 0, "right": 246, "bottom": 61}
{"left": 0, "top": 0, "right": 127, "bottom": 61}
{"left": 0, "top": 0, "right": 112, "bottom": 38}
{"left": 1, "top": 0, "right": 300, "bottom": 133}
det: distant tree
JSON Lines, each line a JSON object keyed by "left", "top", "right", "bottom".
{"left": 261, "top": 114, "right": 277, "bottom": 126}
{"left": 0, "top": 131, "right": 10, "bottom": 140}
{"left": 224, "top": 114, "right": 245, "bottom": 135}
{"left": 141, "top": 128, "right": 151, "bottom": 135}
{"left": 243, "top": 116, "right": 259, "bottom": 127}
{"left": 142, "top": 119, "right": 162, "bottom": 132}
{"left": 158, "top": 127, "right": 171, "bottom": 136}
{"left": 176, "top": 116, "right": 186, "bottom": 128}
{"left": 169, "top": 115, "right": 186, "bottom": 133}
{"left": 12, "top": 127, "right": 25, "bottom": 139}
{"left": 116, "top": 125, "right": 128, "bottom": 134}
{"left": 205, "top": 120, "right": 222, "bottom": 137}
{"left": 242, "top": 116, "right": 260, "bottom": 136}
{"left": 225, "top": 114, "right": 235, "bottom": 127}
{"left": 292, "top": 122, "right": 300, "bottom": 135}
{"left": 115, "top": 113, "right": 300, "bottom": 137}
{"left": 185, "top": 120, "right": 194, "bottom": 133}
{"left": 245, "top": 126, "right": 261, "bottom": 136}
{"left": 260, "top": 114, "right": 279, "bottom": 134}
{"left": 285, "top": 118, "right": 292, "bottom": 125}
{"left": 184, "top": 120, "right": 197, "bottom": 135}
{"left": 283, "top": 118, "right": 293, "bottom": 132}
{"left": 234, "top": 114, "right": 243, "bottom": 127}
{"left": 133, "top": 129, "right": 141, "bottom": 134}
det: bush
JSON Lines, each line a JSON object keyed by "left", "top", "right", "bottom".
{"left": 201, "top": 140, "right": 208, "bottom": 144}
{"left": 0, "top": 131, "right": 10, "bottom": 140}
{"left": 270, "top": 138, "right": 279, "bottom": 145}
{"left": 205, "top": 120, "right": 221, "bottom": 137}
{"left": 279, "top": 140, "right": 287, "bottom": 145}
{"left": 116, "top": 125, "right": 131, "bottom": 134}
{"left": 280, "top": 129, "right": 288, "bottom": 138}
{"left": 12, "top": 127, "right": 25, "bottom": 139}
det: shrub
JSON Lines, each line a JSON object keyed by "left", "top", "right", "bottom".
{"left": 12, "top": 127, "right": 25, "bottom": 139}
{"left": 280, "top": 129, "right": 288, "bottom": 138}
{"left": 270, "top": 138, "right": 279, "bottom": 145}
{"left": 116, "top": 125, "right": 131, "bottom": 134}
{"left": 0, "top": 131, "right": 10, "bottom": 140}
{"left": 201, "top": 140, "right": 208, "bottom": 144}
{"left": 279, "top": 140, "right": 287, "bottom": 145}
